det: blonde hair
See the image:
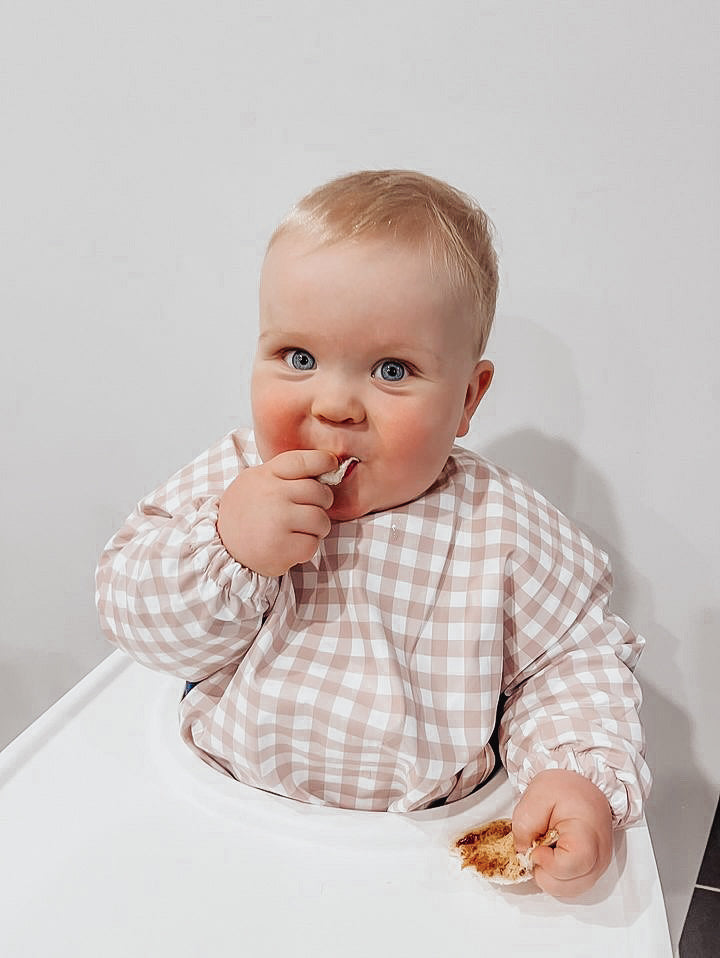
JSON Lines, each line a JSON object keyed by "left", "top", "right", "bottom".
{"left": 268, "top": 170, "right": 499, "bottom": 357}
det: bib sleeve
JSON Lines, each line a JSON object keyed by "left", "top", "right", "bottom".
{"left": 95, "top": 430, "right": 279, "bottom": 681}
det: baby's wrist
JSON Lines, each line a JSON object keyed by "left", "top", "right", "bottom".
{"left": 527, "top": 769, "right": 613, "bottom": 823}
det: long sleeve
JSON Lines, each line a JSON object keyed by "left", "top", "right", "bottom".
{"left": 95, "top": 429, "right": 280, "bottom": 681}
{"left": 497, "top": 513, "right": 652, "bottom": 827}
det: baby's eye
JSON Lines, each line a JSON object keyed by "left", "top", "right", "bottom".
{"left": 373, "top": 359, "right": 408, "bottom": 382}
{"left": 284, "top": 349, "right": 316, "bottom": 371}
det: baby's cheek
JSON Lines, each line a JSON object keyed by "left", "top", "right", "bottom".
{"left": 252, "top": 391, "right": 303, "bottom": 459}
{"left": 381, "top": 405, "right": 456, "bottom": 486}
{"left": 383, "top": 408, "right": 436, "bottom": 457}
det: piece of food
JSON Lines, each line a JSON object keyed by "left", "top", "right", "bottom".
{"left": 452, "top": 818, "right": 559, "bottom": 885}
{"left": 316, "top": 457, "right": 360, "bottom": 485}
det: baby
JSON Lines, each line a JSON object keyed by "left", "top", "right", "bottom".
{"left": 95, "top": 170, "right": 651, "bottom": 898}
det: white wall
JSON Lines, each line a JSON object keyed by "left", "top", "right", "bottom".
{"left": 1, "top": 2, "right": 717, "bottom": 949}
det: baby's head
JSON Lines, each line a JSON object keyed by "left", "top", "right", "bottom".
{"left": 251, "top": 170, "right": 499, "bottom": 521}
{"left": 268, "top": 170, "right": 498, "bottom": 358}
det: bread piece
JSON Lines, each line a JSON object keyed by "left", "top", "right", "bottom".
{"left": 452, "top": 818, "right": 559, "bottom": 885}
{"left": 317, "top": 457, "right": 359, "bottom": 485}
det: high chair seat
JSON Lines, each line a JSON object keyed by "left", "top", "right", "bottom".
{"left": 0, "top": 651, "right": 672, "bottom": 957}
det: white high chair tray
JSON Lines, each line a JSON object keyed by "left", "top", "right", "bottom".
{"left": 0, "top": 651, "right": 672, "bottom": 957}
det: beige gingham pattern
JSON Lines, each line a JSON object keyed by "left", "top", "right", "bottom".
{"left": 96, "top": 428, "right": 651, "bottom": 821}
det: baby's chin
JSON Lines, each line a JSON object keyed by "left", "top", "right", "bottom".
{"left": 326, "top": 465, "right": 444, "bottom": 522}
{"left": 327, "top": 488, "right": 421, "bottom": 523}
{"left": 327, "top": 500, "right": 369, "bottom": 523}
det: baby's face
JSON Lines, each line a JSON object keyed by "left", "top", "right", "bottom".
{"left": 251, "top": 232, "right": 493, "bottom": 522}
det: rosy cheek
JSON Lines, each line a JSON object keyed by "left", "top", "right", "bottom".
{"left": 381, "top": 409, "right": 430, "bottom": 457}
{"left": 252, "top": 388, "right": 303, "bottom": 459}
{"left": 378, "top": 404, "right": 452, "bottom": 488}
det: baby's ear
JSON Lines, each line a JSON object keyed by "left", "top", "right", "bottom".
{"left": 456, "top": 360, "right": 493, "bottom": 437}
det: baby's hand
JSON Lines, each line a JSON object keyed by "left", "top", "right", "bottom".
{"left": 217, "top": 450, "right": 337, "bottom": 577}
{"left": 512, "top": 769, "right": 613, "bottom": 898}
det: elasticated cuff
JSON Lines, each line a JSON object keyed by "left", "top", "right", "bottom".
{"left": 512, "top": 745, "right": 650, "bottom": 827}
{"left": 178, "top": 496, "right": 280, "bottom": 619}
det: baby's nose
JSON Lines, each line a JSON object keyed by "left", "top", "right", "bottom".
{"left": 311, "top": 381, "right": 365, "bottom": 425}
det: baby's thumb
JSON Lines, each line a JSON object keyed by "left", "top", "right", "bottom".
{"left": 512, "top": 793, "right": 552, "bottom": 854}
{"left": 527, "top": 843, "right": 555, "bottom": 872}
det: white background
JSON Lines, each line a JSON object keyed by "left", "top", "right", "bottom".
{"left": 1, "top": 1, "right": 717, "bottom": 950}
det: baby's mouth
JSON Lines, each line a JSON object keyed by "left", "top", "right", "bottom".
{"left": 317, "top": 457, "right": 360, "bottom": 486}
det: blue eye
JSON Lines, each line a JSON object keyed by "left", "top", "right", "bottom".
{"left": 375, "top": 359, "right": 408, "bottom": 382}
{"left": 284, "top": 349, "right": 316, "bottom": 371}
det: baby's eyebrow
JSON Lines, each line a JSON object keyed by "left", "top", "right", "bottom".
{"left": 382, "top": 341, "right": 437, "bottom": 359}
{"left": 258, "top": 329, "right": 310, "bottom": 345}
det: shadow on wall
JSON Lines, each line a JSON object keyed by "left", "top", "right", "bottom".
{"left": 480, "top": 428, "right": 713, "bottom": 948}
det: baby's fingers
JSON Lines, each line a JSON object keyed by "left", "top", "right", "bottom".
{"left": 288, "top": 478, "right": 335, "bottom": 510}
{"left": 534, "top": 828, "right": 599, "bottom": 880}
{"left": 531, "top": 824, "right": 607, "bottom": 898}
{"left": 289, "top": 504, "right": 333, "bottom": 540}
{"left": 285, "top": 530, "right": 331, "bottom": 567}
{"left": 271, "top": 449, "right": 337, "bottom": 481}
{"left": 532, "top": 862, "right": 602, "bottom": 899}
